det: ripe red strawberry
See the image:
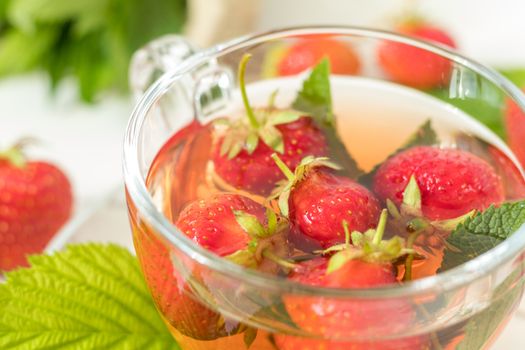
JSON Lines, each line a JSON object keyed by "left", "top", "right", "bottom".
{"left": 212, "top": 54, "right": 328, "bottom": 196}
{"left": 277, "top": 38, "right": 360, "bottom": 76}
{"left": 505, "top": 89, "right": 525, "bottom": 167}
{"left": 0, "top": 143, "right": 72, "bottom": 271}
{"left": 134, "top": 192, "right": 288, "bottom": 340}
{"left": 272, "top": 155, "right": 381, "bottom": 249}
{"left": 274, "top": 212, "right": 427, "bottom": 349}
{"left": 373, "top": 146, "right": 505, "bottom": 220}
{"left": 487, "top": 146, "right": 525, "bottom": 200}
{"left": 378, "top": 22, "right": 457, "bottom": 89}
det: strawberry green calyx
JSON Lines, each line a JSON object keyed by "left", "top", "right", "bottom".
{"left": 218, "top": 54, "right": 306, "bottom": 159}
{"left": 401, "top": 175, "right": 422, "bottom": 216}
{"left": 270, "top": 154, "right": 341, "bottom": 217}
{"left": 326, "top": 209, "right": 413, "bottom": 274}
{"left": 0, "top": 138, "right": 35, "bottom": 168}
{"left": 390, "top": 174, "right": 476, "bottom": 232}
{"left": 0, "top": 146, "right": 26, "bottom": 167}
{"left": 226, "top": 207, "right": 293, "bottom": 269}
{"left": 389, "top": 175, "right": 477, "bottom": 281}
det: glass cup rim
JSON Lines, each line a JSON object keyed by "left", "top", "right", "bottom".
{"left": 123, "top": 25, "right": 525, "bottom": 299}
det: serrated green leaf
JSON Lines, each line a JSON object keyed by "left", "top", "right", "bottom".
{"left": 0, "top": 244, "right": 178, "bottom": 350}
{"left": 291, "top": 59, "right": 363, "bottom": 178}
{"left": 441, "top": 201, "right": 525, "bottom": 271}
{"left": 292, "top": 58, "right": 333, "bottom": 127}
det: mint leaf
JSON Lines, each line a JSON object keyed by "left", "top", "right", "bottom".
{"left": 427, "top": 87, "right": 505, "bottom": 139}
{"left": 399, "top": 119, "right": 438, "bottom": 150}
{"left": 292, "top": 59, "right": 362, "bottom": 177}
{"left": 441, "top": 201, "right": 525, "bottom": 271}
{"left": 359, "top": 119, "right": 438, "bottom": 185}
{"left": 0, "top": 244, "right": 179, "bottom": 350}
{"left": 292, "top": 58, "right": 334, "bottom": 127}
{"left": 456, "top": 270, "right": 524, "bottom": 350}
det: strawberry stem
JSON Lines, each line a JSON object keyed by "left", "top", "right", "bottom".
{"left": 262, "top": 249, "right": 296, "bottom": 270}
{"left": 403, "top": 218, "right": 429, "bottom": 281}
{"left": 271, "top": 153, "right": 295, "bottom": 181}
{"left": 342, "top": 220, "right": 350, "bottom": 248}
{"left": 372, "top": 209, "right": 388, "bottom": 245}
{"left": 238, "top": 54, "right": 260, "bottom": 130}
{"left": 0, "top": 146, "right": 26, "bottom": 167}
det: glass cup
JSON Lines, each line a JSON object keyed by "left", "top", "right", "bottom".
{"left": 123, "top": 27, "right": 525, "bottom": 350}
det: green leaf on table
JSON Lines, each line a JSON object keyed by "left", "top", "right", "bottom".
{"left": 0, "top": 244, "right": 179, "bottom": 350}
{"left": 359, "top": 119, "right": 439, "bottom": 185}
{"left": 292, "top": 59, "right": 362, "bottom": 178}
{"left": 440, "top": 200, "right": 525, "bottom": 271}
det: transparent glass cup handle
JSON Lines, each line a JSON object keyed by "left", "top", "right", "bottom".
{"left": 129, "top": 34, "right": 234, "bottom": 124}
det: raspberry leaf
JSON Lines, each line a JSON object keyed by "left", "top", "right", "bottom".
{"left": 0, "top": 244, "right": 178, "bottom": 349}
{"left": 440, "top": 201, "right": 525, "bottom": 271}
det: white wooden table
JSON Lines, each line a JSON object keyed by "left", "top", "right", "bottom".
{"left": 2, "top": 1, "right": 525, "bottom": 348}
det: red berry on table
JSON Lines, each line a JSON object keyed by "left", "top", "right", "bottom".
{"left": 0, "top": 142, "right": 73, "bottom": 271}
{"left": 275, "top": 212, "right": 427, "bottom": 349}
{"left": 378, "top": 22, "right": 457, "bottom": 89}
{"left": 373, "top": 146, "right": 505, "bottom": 220}
{"left": 504, "top": 89, "right": 525, "bottom": 168}
{"left": 277, "top": 38, "right": 360, "bottom": 76}
{"left": 272, "top": 155, "right": 381, "bottom": 249}
{"left": 212, "top": 54, "right": 328, "bottom": 196}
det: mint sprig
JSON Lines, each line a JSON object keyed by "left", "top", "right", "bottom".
{"left": 440, "top": 201, "right": 525, "bottom": 271}
{"left": 292, "top": 58, "right": 334, "bottom": 128}
{"left": 0, "top": 244, "right": 179, "bottom": 349}
{"left": 292, "top": 59, "right": 362, "bottom": 178}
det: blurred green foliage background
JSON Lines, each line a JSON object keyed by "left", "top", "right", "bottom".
{"left": 0, "top": 0, "right": 186, "bottom": 102}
